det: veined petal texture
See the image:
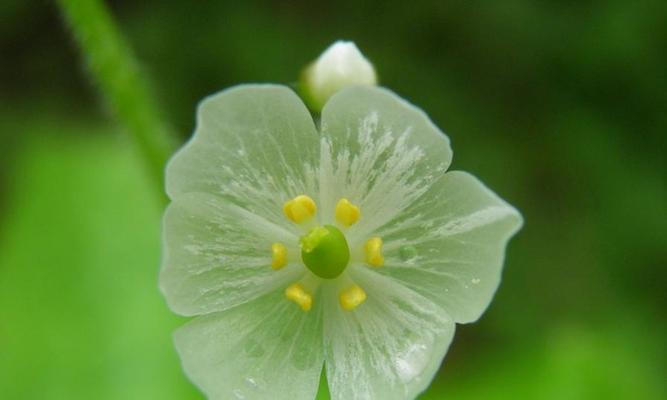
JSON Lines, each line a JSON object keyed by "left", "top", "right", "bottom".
{"left": 376, "top": 171, "right": 523, "bottom": 323}
{"left": 324, "top": 267, "right": 455, "bottom": 400}
{"left": 175, "top": 290, "right": 324, "bottom": 400}
{"left": 318, "top": 86, "right": 452, "bottom": 247}
{"left": 161, "top": 192, "right": 303, "bottom": 316}
{"left": 166, "top": 84, "right": 320, "bottom": 234}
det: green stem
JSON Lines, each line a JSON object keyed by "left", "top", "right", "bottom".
{"left": 57, "top": 0, "right": 176, "bottom": 204}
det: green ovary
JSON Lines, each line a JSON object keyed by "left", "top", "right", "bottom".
{"left": 300, "top": 225, "right": 350, "bottom": 279}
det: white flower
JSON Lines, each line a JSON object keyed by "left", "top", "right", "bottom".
{"left": 161, "top": 84, "right": 522, "bottom": 400}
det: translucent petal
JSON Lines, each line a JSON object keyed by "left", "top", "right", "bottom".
{"left": 161, "top": 192, "right": 303, "bottom": 316}
{"left": 376, "top": 171, "right": 523, "bottom": 323}
{"left": 175, "top": 290, "right": 324, "bottom": 400}
{"left": 324, "top": 267, "right": 455, "bottom": 400}
{"left": 318, "top": 86, "right": 452, "bottom": 246}
{"left": 166, "top": 84, "right": 320, "bottom": 232}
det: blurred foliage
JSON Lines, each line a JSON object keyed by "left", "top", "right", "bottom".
{"left": 0, "top": 0, "right": 665, "bottom": 399}
{"left": 0, "top": 119, "right": 197, "bottom": 399}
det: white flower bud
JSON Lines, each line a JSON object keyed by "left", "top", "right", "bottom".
{"left": 301, "top": 41, "right": 378, "bottom": 111}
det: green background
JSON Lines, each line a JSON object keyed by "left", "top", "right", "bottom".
{"left": 1, "top": 1, "right": 665, "bottom": 399}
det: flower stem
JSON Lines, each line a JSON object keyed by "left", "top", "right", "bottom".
{"left": 57, "top": 0, "right": 176, "bottom": 204}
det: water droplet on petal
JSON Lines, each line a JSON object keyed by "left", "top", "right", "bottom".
{"left": 471, "top": 278, "right": 481, "bottom": 285}
{"left": 245, "top": 377, "right": 258, "bottom": 389}
{"left": 395, "top": 342, "right": 431, "bottom": 383}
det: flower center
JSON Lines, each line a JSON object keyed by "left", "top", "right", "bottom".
{"left": 300, "top": 225, "right": 350, "bottom": 279}
{"left": 276, "top": 194, "right": 386, "bottom": 312}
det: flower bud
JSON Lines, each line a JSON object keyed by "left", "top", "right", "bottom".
{"left": 301, "top": 41, "right": 378, "bottom": 112}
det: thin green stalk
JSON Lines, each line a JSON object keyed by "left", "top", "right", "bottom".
{"left": 57, "top": 0, "right": 176, "bottom": 203}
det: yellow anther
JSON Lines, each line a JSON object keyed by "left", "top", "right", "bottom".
{"left": 364, "top": 237, "right": 384, "bottom": 267}
{"left": 339, "top": 284, "right": 367, "bottom": 311}
{"left": 283, "top": 195, "right": 317, "bottom": 224}
{"left": 335, "top": 198, "right": 361, "bottom": 226}
{"left": 271, "top": 242, "right": 287, "bottom": 270}
{"left": 285, "top": 282, "right": 313, "bottom": 311}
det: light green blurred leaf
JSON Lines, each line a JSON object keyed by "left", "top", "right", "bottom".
{"left": 0, "top": 122, "right": 200, "bottom": 400}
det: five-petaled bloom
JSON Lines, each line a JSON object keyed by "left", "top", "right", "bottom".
{"left": 160, "top": 84, "right": 522, "bottom": 400}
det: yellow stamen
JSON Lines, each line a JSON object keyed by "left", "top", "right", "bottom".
{"left": 364, "top": 237, "right": 384, "bottom": 267}
{"left": 335, "top": 198, "right": 361, "bottom": 226}
{"left": 271, "top": 242, "right": 287, "bottom": 270}
{"left": 283, "top": 195, "right": 317, "bottom": 224}
{"left": 339, "top": 284, "right": 367, "bottom": 311}
{"left": 285, "top": 282, "right": 313, "bottom": 311}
